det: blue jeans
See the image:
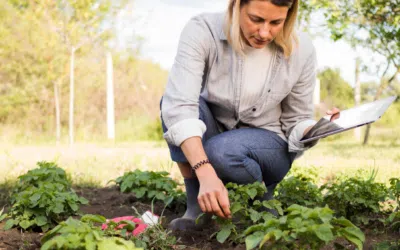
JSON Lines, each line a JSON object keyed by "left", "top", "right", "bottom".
{"left": 160, "top": 97, "right": 296, "bottom": 191}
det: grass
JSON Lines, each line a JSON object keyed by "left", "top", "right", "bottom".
{"left": 0, "top": 127, "right": 398, "bottom": 189}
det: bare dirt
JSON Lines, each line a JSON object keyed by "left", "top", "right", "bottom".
{"left": 0, "top": 187, "right": 398, "bottom": 250}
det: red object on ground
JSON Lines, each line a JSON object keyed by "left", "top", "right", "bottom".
{"left": 101, "top": 216, "right": 148, "bottom": 236}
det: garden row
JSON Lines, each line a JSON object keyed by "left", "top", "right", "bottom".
{"left": 0, "top": 162, "right": 399, "bottom": 249}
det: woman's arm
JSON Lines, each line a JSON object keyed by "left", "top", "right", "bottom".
{"left": 181, "top": 137, "right": 231, "bottom": 218}
{"left": 280, "top": 41, "right": 317, "bottom": 152}
{"left": 161, "top": 16, "right": 231, "bottom": 218}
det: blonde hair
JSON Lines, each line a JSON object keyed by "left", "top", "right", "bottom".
{"left": 224, "top": 0, "right": 298, "bottom": 57}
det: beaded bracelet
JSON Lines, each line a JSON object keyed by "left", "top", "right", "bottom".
{"left": 192, "top": 159, "right": 210, "bottom": 171}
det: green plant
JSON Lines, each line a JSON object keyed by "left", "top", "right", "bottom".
{"left": 321, "top": 170, "right": 389, "bottom": 225}
{"left": 13, "top": 161, "right": 70, "bottom": 195}
{"left": 41, "top": 216, "right": 142, "bottom": 250}
{"left": 387, "top": 211, "right": 400, "bottom": 231}
{"left": 373, "top": 240, "right": 400, "bottom": 250}
{"left": 4, "top": 183, "right": 88, "bottom": 232}
{"left": 209, "top": 182, "right": 282, "bottom": 245}
{"left": 113, "top": 170, "right": 185, "bottom": 206}
{"left": 389, "top": 178, "right": 400, "bottom": 211}
{"left": 276, "top": 175, "right": 323, "bottom": 209}
{"left": 244, "top": 205, "right": 365, "bottom": 250}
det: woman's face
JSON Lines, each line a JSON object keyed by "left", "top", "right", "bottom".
{"left": 239, "top": 0, "right": 289, "bottom": 49}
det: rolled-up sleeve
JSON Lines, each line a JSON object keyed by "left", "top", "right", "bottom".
{"left": 280, "top": 44, "right": 318, "bottom": 153}
{"left": 161, "top": 16, "right": 211, "bottom": 147}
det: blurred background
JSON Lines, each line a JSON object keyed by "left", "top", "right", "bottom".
{"left": 0, "top": 0, "right": 399, "bottom": 185}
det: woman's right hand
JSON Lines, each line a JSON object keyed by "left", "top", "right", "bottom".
{"left": 196, "top": 165, "right": 231, "bottom": 219}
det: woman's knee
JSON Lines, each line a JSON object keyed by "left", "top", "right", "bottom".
{"left": 204, "top": 137, "right": 262, "bottom": 184}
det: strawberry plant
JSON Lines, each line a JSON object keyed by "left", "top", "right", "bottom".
{"left": 3, "top": 183, "right": 88, "bottom": 232}
{"left": 113, "top": 170, "right": 185, "bottom": 206}
{"left": 2, "top": 161, "right": 88, "bottom": 232}
{"left": 13, "top": 161, "right": 70, "bottom": 194}
{"left": 209, "top": 182, "right": 283, "bottom": 245}
{"left": 275, "top": 174, "right": 323, "bottom": 209}
{"left": 41, "top": 215, "right": 142, "bottom": 250}
{"left": 321, "top": 170, "right": 389, "bottom": 226}
{"left": 244, "top": 204, "right": 365, "bottom": 250}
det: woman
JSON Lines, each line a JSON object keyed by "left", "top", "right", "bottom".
{"left": 160, "top": 0, "right": 339, "bottom": 231}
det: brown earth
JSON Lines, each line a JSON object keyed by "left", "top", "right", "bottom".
{"left": 0, "top": 187, "right": 398, "bottom": 250}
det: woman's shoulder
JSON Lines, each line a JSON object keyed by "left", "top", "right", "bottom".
{"left": 181, "top": 12, "right": 226, "bottom": 40}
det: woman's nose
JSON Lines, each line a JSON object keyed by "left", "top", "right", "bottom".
{"left": 259, "top": 24, "right": 271, "bottom": 40}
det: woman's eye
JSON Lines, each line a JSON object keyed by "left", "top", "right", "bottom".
{"left": 271, "top": 21, "right": 282, "bottom": 25}
{"left": 250, "top": 16, "right": 263, "bottom": 23}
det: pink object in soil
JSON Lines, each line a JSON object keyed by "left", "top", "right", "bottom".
{"left": 101, "top": 216, "right": 148, "bottom": 236}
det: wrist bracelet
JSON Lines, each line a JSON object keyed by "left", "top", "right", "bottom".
{"left": 192, "top": 159, "right": 210, "bottom": 171}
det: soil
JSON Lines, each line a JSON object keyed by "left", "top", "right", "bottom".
{"left": 0, "top": 187, "right": 398, "bottom": 250}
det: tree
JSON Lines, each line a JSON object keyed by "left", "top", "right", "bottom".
{"left": 318, "top": 68, "right": 354, "bottom": 109}
{"left": 318, "top": 0, "right": 399, "bottom": 144}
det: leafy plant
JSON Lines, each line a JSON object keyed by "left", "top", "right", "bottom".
{"left": 4, "top": 183, "right": 88, "bottom": 232}
{"left": 387, "top": 211, "right": 400, "bottom": 232}
{"left": 13, "top": 161, "right": 70, "bottom": 195}
{"left": 113, "top": 170, "right": 185, "bottom": 206}
{"left": 276, "top": 174, "right": 323, "bottom": 209}
{"left": 209, "top": 182, "right": 282, "bottom": 245}
{"left": 389, "top": 178, "right": 400, "bottom": 211}
{"left": 41, "top": 215, "right": 142, "bottom": 250}
{"left": 244, "top": 205, "right": 365, "bottom": 250}
{"left": 321, "top": 170, "right": 388, "bottom": 225}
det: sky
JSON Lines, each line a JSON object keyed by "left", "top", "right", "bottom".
{"left": 115, "top": 0, "right": 385, "bottom": 87}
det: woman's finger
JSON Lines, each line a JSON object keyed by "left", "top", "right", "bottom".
{"left": 208, "top": 192, "right": 225, "bottom": 218}
{"left": 218, "top": 189, "right": 231, "bottom": 218}
{"left": 198, "top": 196, "right": 207, "bottom": 213}
{"left": 202, "top": 195, "right": 213, "bottom": 213}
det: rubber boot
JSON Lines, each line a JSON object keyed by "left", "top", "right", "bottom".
{"left": 168, "top": 178, "right": 210, "bottom": 231}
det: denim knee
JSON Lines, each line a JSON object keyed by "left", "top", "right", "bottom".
{"left": 204, "top": 139, "right": 263, "bottom": 184}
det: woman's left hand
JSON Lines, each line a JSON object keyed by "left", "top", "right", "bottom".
{"left": 326, "top": 107, "right": 341, "bottom": 122}
{"left": 303, "top": 107, "right": 341, "bottom": 137}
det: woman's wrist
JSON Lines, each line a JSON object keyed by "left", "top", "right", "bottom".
{"left": 195, "top": 163, "right": 216, "bottom": 179}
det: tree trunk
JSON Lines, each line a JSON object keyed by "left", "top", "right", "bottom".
{"left": 69, "top": 47, "right": 75, "bottom": 145}
{"left": 54, "top": 81, "right": 61, "bottom": 145}
{"left": 354, "top": 58, "right": 361, "bottom": 141}
{"left": 106, "top": 51, "right": 115, "bottom": 141}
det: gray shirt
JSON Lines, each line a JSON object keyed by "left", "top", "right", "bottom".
{"left": 161, "top": 12, "right": 318, "bottom": 153}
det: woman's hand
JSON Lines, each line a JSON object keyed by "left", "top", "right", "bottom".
{"left": 326, "top": 107, "right": 341, "bottom": 122}
{"left": 196, "top": 165, "right": 231, "bottom": 219}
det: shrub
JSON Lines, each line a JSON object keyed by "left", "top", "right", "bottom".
{"left": 245, "top": 205, "right": 365, "bottom": 250}
{"left": 113, "top": 170, "right": 185, "bottom": 207}
{"left": 321, "top": 170, "right": 389, "bottom": 225}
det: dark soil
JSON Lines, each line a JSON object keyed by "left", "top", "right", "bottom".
{"left": 0, "top": 187, "right": 398, "bottom": 250}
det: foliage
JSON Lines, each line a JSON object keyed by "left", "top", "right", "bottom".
{"left": 389, "top": 178, "right": 400, "bottom": 211}
{"left": 3, "top": 161, "right": 88, "bottom": 232}
{"left": 244, "top": 204, "right": 365, "bottom": 250}
{"left": 113, "top": 170, "right": 186, "bottom": 206}
{"left": 12, "top": 161, "right": 70, "bottom": 194}
{"left": 210, "top": 182, "right": 283, "bottom": 245}
{"left": 387, "top": 211, "right": 400, "bottom": 232}
{"left": 4, "top": 183, "right": 88, "bottom": 232}
{"left": 130, "top": 221, "right": 180, "bottom": 250}
{"left": 276, "top": 167, "right": 323, "bottom": 209}
{"left": 321, "top": 170, "right": 389, "bottom": 225}
{"left": 41, "top": 215, "right": 142, "bottom": 250}
{"left": 318, "top": 68, "right": 354, "bottom": 109}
